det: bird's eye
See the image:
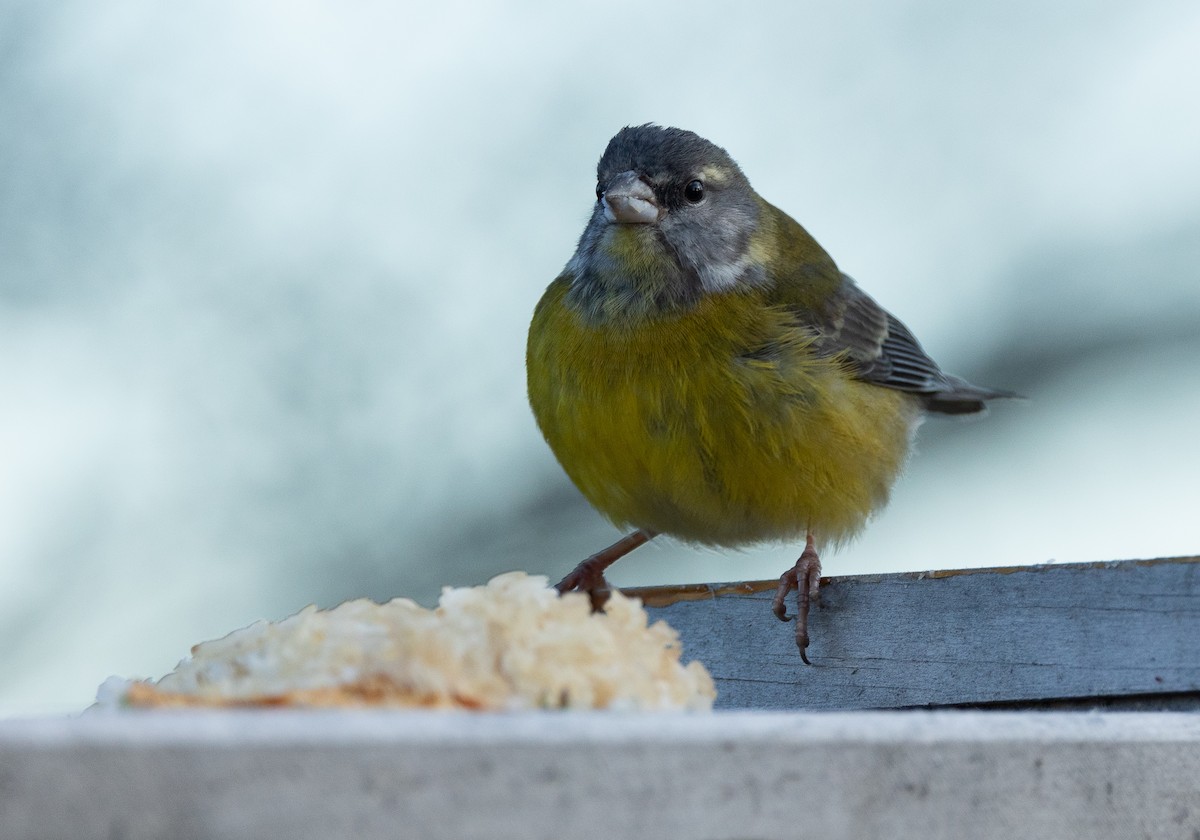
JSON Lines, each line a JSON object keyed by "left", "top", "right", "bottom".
{"left": 684, "top": 180, "right": 705, "bottom": 203}
{"left": 595, "top": 183, "right": 604, "bottom": 201}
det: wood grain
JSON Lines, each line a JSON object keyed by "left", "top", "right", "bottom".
{"left": 628, "top": 556, "right": 1200, "bottom": 710}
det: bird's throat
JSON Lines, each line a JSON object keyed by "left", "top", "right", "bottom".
{"left": 565, "top": 225, "right": 700, "bottom": 324}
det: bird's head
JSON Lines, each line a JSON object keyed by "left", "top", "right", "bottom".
{"left": 565, "top": 125, "right": 765, "bottom": 322}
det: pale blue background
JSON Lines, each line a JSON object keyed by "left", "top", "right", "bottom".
{"left": 2, "top": 0, "right": 1198, "bottom": 715}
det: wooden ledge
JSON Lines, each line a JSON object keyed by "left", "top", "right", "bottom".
{"left": 628, "top": 555, "right": 1200, "bottom": 710}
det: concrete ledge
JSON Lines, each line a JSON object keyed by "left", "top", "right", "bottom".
{"left": 3, "top": 711, "right": 1199, "bottom": 839}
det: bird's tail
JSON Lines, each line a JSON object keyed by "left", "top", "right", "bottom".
{"left": 922, "top": 376, "right": 1021, "bottom": 416}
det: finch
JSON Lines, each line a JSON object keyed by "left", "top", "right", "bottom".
{"left": 527, "top": 124, "right": 1013, "bottom": 662}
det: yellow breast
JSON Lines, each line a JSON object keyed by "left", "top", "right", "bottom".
{"left": 526, "top": 278, "right": 919, "bottom": 547}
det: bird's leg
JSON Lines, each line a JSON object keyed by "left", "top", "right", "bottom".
{"left": 772, "top": 532, "right": 823, "bottom": 665}
{"left": 555, "top": 529, "right": 657, "bottom": 612}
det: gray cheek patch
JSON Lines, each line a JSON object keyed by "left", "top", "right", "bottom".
{"left": 664, "top": 202, "right": 766, "bottom": 295}
{"left": 562, "top": 186, "right": 765, "bottom": 323}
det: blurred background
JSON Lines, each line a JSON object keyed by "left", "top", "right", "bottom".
{"left": 2, "top": 0, "right": 1198, "bottom": 716}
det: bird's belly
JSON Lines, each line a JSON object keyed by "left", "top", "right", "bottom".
{"left": 528, "top": 287, "right": 920, "bottom": 547}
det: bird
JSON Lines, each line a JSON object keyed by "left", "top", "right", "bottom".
{"left": 526, "top": 124, "right": 1014, "bottom": 663}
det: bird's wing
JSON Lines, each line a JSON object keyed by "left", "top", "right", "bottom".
{"left": 800, "top": 274, "right": 1014, "bottom": 415}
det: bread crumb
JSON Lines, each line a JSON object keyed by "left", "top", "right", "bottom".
{"left": 103, "top": 572, "right": 714, "bottom": 711}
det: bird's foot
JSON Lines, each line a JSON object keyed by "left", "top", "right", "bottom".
{"left": 771, "top": 536, "right": 822, "bottom": 665}
{"left": 555, "top": 558, "right": 613, "bottom": 612}
{"left": 554, "top": 529, "right": 656, "bottom": 613}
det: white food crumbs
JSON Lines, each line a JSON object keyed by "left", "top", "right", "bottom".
{"left": 101, "top": 572, "right": 715, "bottom": 711}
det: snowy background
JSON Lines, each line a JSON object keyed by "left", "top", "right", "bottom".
{"left": 2, "top": 0, "right": 1198, "bottom": 715}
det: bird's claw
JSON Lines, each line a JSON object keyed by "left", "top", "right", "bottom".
{"left": 554, "top": 529, "right": 656, "bottom": 613}
{"left": 772, "top": 543, "right": 822, "bottom": 665}
{"left": 555, "top": 561, "right": 611, "bottom": 612}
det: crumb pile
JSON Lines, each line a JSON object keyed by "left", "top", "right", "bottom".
{"left": 106, "top": 572, "right": 715, "bottom": 711}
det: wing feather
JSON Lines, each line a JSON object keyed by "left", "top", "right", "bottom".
{"left": 806, "top": 275, "right": 1015, "bottom": 415}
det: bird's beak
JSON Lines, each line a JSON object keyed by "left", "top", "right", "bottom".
{"left": 601, "top": 171, "right": 661, "bottom": 225}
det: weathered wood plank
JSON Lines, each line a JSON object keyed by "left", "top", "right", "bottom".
{"left": 630, "top": 556, "right": 1200, "bottom": 710}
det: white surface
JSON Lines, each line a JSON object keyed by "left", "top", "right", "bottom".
{"left": 3, "top": 710, "right": 1199, "bottom": 839}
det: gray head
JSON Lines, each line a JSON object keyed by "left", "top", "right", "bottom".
{"left": 565, "top": 125, "right": 763, "bottom": 322}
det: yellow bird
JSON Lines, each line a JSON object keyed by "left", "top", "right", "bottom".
{"left": 526, "top": 125, "right": 1013, "bottom": 662}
